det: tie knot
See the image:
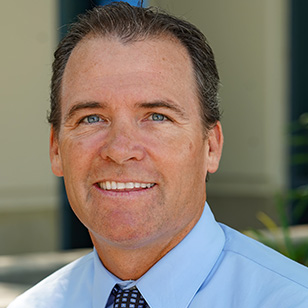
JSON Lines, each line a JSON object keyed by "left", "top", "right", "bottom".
{"left": 112, "top": 285, "right": 148, "bottom": 308}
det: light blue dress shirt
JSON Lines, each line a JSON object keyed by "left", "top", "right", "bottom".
{"left": 8, "top": 203, "right": 308, "bottom": 307}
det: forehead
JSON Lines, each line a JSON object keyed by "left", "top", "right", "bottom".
{"left": 61, "top": 35, "right": 199, "bottom": 112}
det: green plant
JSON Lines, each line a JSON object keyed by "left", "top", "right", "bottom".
{"left": 246, "top": 187, "right": 308, "bottom": 266}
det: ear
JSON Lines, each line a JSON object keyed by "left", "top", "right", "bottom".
{"left": 206, "top": 121, "right": 223, "bottom": 174}
{"left": 49, "top": 126, "right": 64, "bottom": 177}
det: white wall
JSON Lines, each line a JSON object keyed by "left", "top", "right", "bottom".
{"left": 0, "top": 1, "right": 59, "bottom": 254}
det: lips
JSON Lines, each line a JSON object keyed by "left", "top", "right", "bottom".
{"left": 97, "top": 181, "right": 155, "bottom": 191}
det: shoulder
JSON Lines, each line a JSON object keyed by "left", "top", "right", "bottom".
{"left": 219, "top": 223, "right": 308, "bottom": 289}
{"left": 199, "top": 224, "right": 308, "bottom": 306}
{"left": 7, "top": 251, "right": 95, "bottom": 308}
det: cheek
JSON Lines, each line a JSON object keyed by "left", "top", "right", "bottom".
{"left": 60, "top": 137, "right": 97, "bottom": 170}
{"left": 144, "top": 128, "right": 195, "bottom": 155}
{"left": 166, "top": 138, "right": 207, "bottom": 190}
{"left": 159, "top": 135, "right": 204, "bottom": 167}
{"left": 151, "top": 135, "right": 206, "bottom": 193}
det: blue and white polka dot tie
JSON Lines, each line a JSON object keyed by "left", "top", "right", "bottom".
{"left": 112, "top": 285, "right": 148, "bottom": 308}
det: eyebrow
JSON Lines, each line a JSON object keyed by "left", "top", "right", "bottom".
{"left": 64, "top": 101, "right": 107, "bottom": 122}
{"left": 136, "top": 101, "right": 188, "bottom": 119}
{"left": 64, "top": 100, "right": 188, "bottom": 122}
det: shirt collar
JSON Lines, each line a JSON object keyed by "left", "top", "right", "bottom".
{"left": 137, "top": 203, "right": 225, "bottom": 308}
{"left": 92, "top": 202, "right": 225, "bottom": 308}
{"left": 92, "top": 248, "right": 119, "bottom": 308}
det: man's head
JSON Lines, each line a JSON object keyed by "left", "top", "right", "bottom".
{"left": 49, "top": 2, "right": 221, "bottom": 136}
{"left": 49, "top": 2, "right": 223, "bottom": 270}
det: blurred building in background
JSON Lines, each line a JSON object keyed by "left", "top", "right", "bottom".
{"left": 0, "top": 0, "right": 307, "bottom": 255}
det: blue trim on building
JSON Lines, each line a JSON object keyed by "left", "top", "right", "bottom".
{"left": 98, "top": 0, "right": 147, "bottom": 7}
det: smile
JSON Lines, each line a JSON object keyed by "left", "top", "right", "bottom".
{"left": 97, "top": 181, "right": 155, "bottom": 191}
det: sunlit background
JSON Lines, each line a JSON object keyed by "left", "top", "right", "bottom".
{"left": 0, "top": 0, "right": 307, "bottom": 306}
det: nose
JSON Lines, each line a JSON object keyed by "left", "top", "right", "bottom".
{"left": 99, "top": 122, "right": 145, "bottom": 164}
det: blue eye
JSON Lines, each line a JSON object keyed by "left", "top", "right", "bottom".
{"left": 83, "top": 115, "right": 101, "bottom": 124}
{"left": 151, "top": 113, "right": 166, "bottom": 121}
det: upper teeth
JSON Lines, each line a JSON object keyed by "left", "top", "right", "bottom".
{"left": 99, "top": 181, "right": 154, "bottom": 190}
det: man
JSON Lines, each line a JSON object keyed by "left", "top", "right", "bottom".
{"left": 9, "top": 2, "right": 308, "bottom": 307}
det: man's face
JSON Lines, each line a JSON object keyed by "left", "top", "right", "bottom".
{"left": 50, "top": 35, "right": 222, "bottom": 251}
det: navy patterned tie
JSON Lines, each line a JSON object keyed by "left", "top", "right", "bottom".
{"left": 112, "top": 285, "right": 148, "bottom": 308}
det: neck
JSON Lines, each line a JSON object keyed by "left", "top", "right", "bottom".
{"left": 90, "top": 223, "right": 194, "bottom": 280}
